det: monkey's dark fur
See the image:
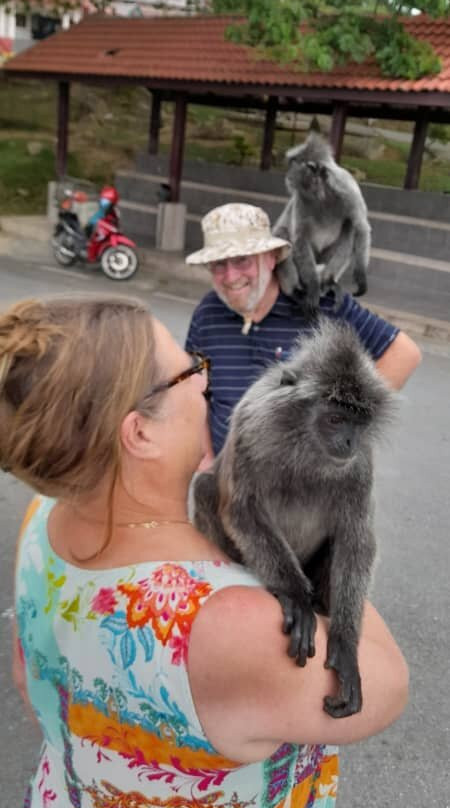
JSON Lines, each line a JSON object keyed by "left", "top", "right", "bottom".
{"left": 193, "top": 319, "right": 395, "bottom": 718}
{"left": 273, "top": 132, "right": 371, "bottom": 313}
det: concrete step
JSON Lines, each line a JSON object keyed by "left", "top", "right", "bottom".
{"left": 117, "top": 170, "right": 450, "bottom": 262}
{"left": 361, "top": 182, "right": 450, "bottom": 221}
{"left": 367, "top": 249, "right": 450, "bottom": 323}
{"left": 134, "top": 153, "right": 450, "bottom": 221}
{"left": 116, "top": 171, "right": 286, "bottom": 222}
{"left": 135, "top": 153, "right": 288, "bottom": 196}
{"left": 370, "top": 212, "right": 450, "bottom": 263}
{"left": 119, "top": 199, "right": 203, "bottom": 250}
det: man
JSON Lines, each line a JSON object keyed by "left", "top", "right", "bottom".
{"left": 185, "top": 203, "right": 421, "bottom": 461}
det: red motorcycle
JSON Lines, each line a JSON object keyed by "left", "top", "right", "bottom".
{"left": 52, "top": 185, "right": 139, "bottom": 281}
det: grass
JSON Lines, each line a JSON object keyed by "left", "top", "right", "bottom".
{"left": 0, "top": 79, "right": 449, "bottom": 214}
{"left": 0, "top": 138, "right": 82, "bottom": 214}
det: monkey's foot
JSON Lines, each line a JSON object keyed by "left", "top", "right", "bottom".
{"left": 271, "top": 591, "right": 317, "bottom": 667}
{"left": 324, "top": 636, "right": 362, "bottom": 718}
{"left": 353, "top": 269, "right": 368, "bottom": 297}
{"left": 353, "top": 281, "right": 368, "bottom": 298}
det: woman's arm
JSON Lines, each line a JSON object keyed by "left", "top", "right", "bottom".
{"left": 188, "top": 586, "right": 408, "bottom": 763}
{"left": 11, "top": 497, "right": 42, "bottom": 727}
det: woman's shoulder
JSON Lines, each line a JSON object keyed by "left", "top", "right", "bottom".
{"left": 17, "top": 494, "right": 54, "bottom": 545}
{"left": 190, "top": 583, "right": 289, "bottom": 675}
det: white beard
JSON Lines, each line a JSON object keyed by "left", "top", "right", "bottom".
{"left": 214, "top": 260, "right": 273, "bottom": 316}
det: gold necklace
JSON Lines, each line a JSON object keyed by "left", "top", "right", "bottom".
{"left": 68, "top": 505, "right": 190, "bottom": 530}
{"left": 115, "top": 518, "right": 191, "bottom": 529}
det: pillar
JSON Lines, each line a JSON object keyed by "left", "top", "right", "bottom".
{"left": 148, "top": 90, "right": 162, "bottom": 155}
{"left": 329, "top": 102, "right": 348, "bottom": 163}
{"left": 260, "top": 96, "right": 278, "bottom": 171}
{"left": 56, "top": 81, "right": 70, "bottom": 179}
{"left": 168, "top": 94, "right": 187, "bottom": 202}
{"left": 404, "top": 112, "right": 430, "bottom": 190}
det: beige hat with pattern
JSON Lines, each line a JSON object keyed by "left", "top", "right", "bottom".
{"left": 186, "top": 203, "right": 291, "bottom": 266}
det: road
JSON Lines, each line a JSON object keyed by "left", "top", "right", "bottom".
{"left": 0, "top": 255, "right": 449, "bottom": 808}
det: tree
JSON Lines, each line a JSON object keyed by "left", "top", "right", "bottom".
{"left": 210, "top": 0, "right": 449, "bottom": 80}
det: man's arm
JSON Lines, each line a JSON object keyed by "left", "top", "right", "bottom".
{"left": 375, "top": 330, "right": 422, "bottom": 390}
{"left": 331, "top": 294, "right": 422, "bottom": 391}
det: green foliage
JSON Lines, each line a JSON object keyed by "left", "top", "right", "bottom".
{"left": 211, "top": 0, "right": 447, "bottom": 79}
{"left": 229, "top": 133, "right": 256, "bottom": 164}
{"left": 372, "top": 17, "right": 441, "bottom": 78}
{"left": 429, "top": 123, "right": 450, "bottom": 144}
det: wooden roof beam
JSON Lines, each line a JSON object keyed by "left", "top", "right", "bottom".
{"left": 4, "top": 71, "right": 450, "bottom": 112}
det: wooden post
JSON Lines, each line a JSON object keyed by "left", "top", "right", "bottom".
{"left": 148, "top": 90, "right": 162, "bottom": 155}
{"left": 260, "top": 96, "right": 277, "bottom": 171}
{"left": 329, "top": 102, "right": 347, "bottom": 163}
{"left": 404, "top": 112, "right": 429, "bottom": 190}
{"left": 56, "top": 81, "right": 70, "bottom": 179}
{"left": 169, "top": 94, "right": 187, "bottom": 202}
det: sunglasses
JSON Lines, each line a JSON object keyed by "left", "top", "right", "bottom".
{"left": 149, "top": 351, "right": 211, "bottom": 398}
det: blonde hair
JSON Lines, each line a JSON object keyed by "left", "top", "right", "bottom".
{"left": 0, "top": 295, "right": 160, "bottom": 501}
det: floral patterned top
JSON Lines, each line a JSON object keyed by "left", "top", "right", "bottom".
{"left": 15, "top": 495, "right": 339, "bottom": 808}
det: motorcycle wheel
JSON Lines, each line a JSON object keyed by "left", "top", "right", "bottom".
{"left": 52, "top": 232, "right": 77, "bottom": 267}
{"left": 100, "top": 245, "right": 139, "bottom": 281}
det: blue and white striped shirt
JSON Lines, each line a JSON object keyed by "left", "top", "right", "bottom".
{"left": 185, "top": 290, "right": 399, "bottom": 455}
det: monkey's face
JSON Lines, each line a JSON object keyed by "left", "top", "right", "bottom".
{"left": 286, "top": 158, "right": 330, "bottom": 203}
{"left": 276, "top": 371, "right": 368, "bottom": 464}
{"left": 314, "top": 400, "right": 369, "bottom": 463}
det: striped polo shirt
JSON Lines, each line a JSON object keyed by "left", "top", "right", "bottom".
{"left": 185, "top": 289, "right": 399, "bottom": 455}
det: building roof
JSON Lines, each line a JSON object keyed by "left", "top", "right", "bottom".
{"left": 4, "top": 14, "right": 450, "bottom": 101}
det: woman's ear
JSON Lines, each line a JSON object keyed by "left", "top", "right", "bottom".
{"left": 120, "top": 411, "right": 161, "bottom": 460}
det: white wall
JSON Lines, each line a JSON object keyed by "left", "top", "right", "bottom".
{"left": 0, "top": 4, "right": 84, "bottom": 47}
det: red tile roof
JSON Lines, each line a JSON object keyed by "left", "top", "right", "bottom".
{"left": 4, "top": 14, "right": 450, "bottom": 98}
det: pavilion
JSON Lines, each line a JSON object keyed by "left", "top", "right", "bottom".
{"left": 3, "top": 13, "right": 450, "bottom": 198}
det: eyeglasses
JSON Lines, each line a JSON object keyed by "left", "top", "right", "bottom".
{"left": 150, "top": 351, "right": 211, "bottom": 397}
{"left": 134, "top": 352, "right": 211, "bottom": 411}
{"left": 209, "top": 255, "right": 256, "bottom": 276}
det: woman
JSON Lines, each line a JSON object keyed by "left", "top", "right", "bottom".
{"left": 1, "top": 295, "right": 408, "bottom": 808}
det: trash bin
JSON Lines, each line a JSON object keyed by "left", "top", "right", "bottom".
{"left": 157, "top": 182, "right": 172, "bottom": 203}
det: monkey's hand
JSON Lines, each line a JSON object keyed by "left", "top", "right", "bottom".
{"left": 324, "top": 634, "right": 362, "bottom": 718}
{"left": 319, "top": 276, "right": 344, "bottom": 312}
{"left": 271, "top": 591, "right": 317, "bottom": 667}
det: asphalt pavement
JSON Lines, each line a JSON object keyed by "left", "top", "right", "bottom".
{"left": 0, "top": 253, "right": 449, "bottom": 808}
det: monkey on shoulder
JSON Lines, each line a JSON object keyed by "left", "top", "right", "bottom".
{"left": 193, "top": 319, "right": 395, "bottom": 718}
{"left": 273, "top": 132, "right": 371, "bottom": 313}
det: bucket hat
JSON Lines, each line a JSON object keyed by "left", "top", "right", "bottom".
{"left": 186, "top": 203, "right": 291, "bottom": 266}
